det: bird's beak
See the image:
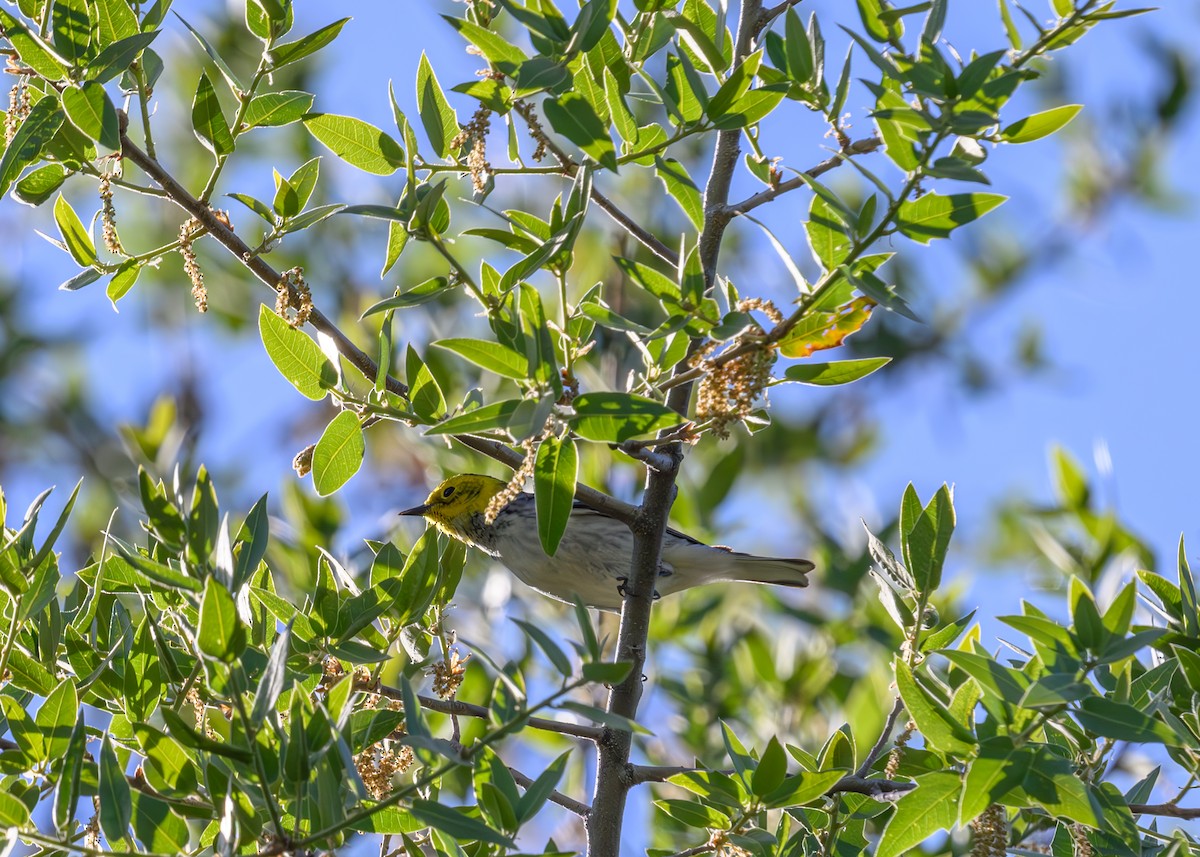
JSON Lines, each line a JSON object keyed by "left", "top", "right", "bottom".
{"left": 398, "top": 503, "right": 431, "bottom": 517}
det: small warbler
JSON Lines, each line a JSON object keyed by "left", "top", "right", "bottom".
{"left": 399, "top": 474, "right": 814, "bottom": 611}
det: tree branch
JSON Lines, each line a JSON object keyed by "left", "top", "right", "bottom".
{"left": 585, "top": 5, "right": 764, "bottom": 856}
{"left": 508, "top": 766, "right": 591, "bottom": 817}
{"left": 855, "top": 697, "right": 905, "bottom": 778}
{"left": 355, "top": 682, "right": 605, "bottom": 742}
{"left": 724, "top": 136, "right": 882, "bottom": 218}
{"left": 1128, "top": 803, "right": 1200, "bottom": 820}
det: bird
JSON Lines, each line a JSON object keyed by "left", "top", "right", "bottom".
{"left": 398, "top": 473, "right": 814, "bottom": 612}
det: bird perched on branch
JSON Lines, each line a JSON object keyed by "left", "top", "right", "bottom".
{"left": 399, "top": 473, "right": 813, "bottom": 612}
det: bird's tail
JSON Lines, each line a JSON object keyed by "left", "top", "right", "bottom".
{"left": 724, "top": 554, "right": 813, "bottom": 588}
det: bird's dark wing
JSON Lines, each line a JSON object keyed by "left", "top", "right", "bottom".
{"left": 569, "top": 500, "right": 706, "bottom": 546}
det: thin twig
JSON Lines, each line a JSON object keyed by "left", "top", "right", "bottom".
{"left": 508, "top": 766, "right": 591, "bottom": 817}
{"left": 855, "top": 697, "right": 905, "bottom": 778}
{"left": 756, "top": 0, "right": 805, "bottom": 35}
{"left": 355, "top": 682, "right": 605, "bottom": 741}
{"left": 512, "top": 105, "right": 679, "bottom": 266}
{"left": 629, "top": 764, "right": 702, "bottom": 785}
{"left": 724, "top": 136, "right": 883, "bottom": 218}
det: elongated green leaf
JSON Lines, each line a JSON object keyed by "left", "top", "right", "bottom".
{"left": 0, "top": 95, "right": 65, "bottom": 199}
{"left": 543, "top": 93, "right": 617, "bottom": 171}
{"left": 534, "top": 435, "right": 577, "bottom": 555}
{"left": 303, "top": 113, "right": 405, "bottom": 175}
{"left": 1023, "top": 747, "right": 1100, "bottom": 826}
{"left": 441, "top": 15, "right": 527, "bottom": 70}
{"left": 15, "top": 163, "right": 67, "bottom": 207}
{"left": 198, "top": 575, "right": 246, "bottom": 662}
{"left": 877, "top": 771, "right": 961, "bottom": 857}
{"left": 62, "top": 81, "right": 121, "bottom": 151}
{"left": 513, "top": 618, "right": 572, "bottom": 676}
{"left": 54, "top": 194, "right": 97, "bottom": 265}
{"left": 53, "top": 713, "right": 87, "bottom": 831}
{"left": 960, "top": 737, "right": 1034, "bottom": 823}
{"left": 894, "top": 660, "right": 975, "bottom": 756}
{"left": 0, "top": 10, "right": 70, "bottom": 79}
{"left": 571, "top": 392, "right": 678, "bottom": 442}
{"left": 94, "top": 0, "right": 139, "bottom": 45}
{"left": 35, "top": 678, "right": 79, "bottom": 761}
{"left": 425, "top": 399, "right": 526, "bottom": 436}
{"left": 409, "top": 800, "right": 515, "bottom": 848}
{"left": 258, "top": 305, "right": 337, "bottom": 399}
{"left": 87, "top": 31, "right": 157, "bottom": 84}
{"left": 243, "top": 91, "right": 314, "bottom": 128}
{"left": 312, "top": 410, "right": 365, "bottom": 496}
{"left": 417, "top": 52, "right": 459, "bottom": 159}
{"left": 655, "top": 156, "right": 703, "bottom": 230}
{"left": 192, "top": 71, "right": 234, "bottom": 156}
{"left": 1076, "top": 697, "right": 1192, "bottom": 747}
{"left": 784, "top": 357, "right": 890, "bottom": 386}
{"left": 434, "top": 338, "right": 528, "bottom": 379}
{"left": 98, "top": 734, "right": 132, "bottom": 842}
{"left": 895, "top": 192, "right": 1006, "bottom": 244}
{"left": 130, "top": 790, "right": 190, "bottom": 853}
{"left": 1000, "top": 104, "right": 1082, "bottom": 143}
{"left": 269, "top": 17, "right": 349, "bottom": 69}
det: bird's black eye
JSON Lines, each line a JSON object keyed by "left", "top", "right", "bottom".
{"left": 442, "top": 486, "right": 455, "bottom": 499}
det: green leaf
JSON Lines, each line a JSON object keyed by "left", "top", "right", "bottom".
{"left": 176, "top": 13, "right": 243, "bottom": 91}
{"left": 62, "top": 81, "right": 121, "bottom": 152}
{"left": 425, "top": 399, "right": 526, "bottom": 436}
{"left": 98, "top": 734, "right": 132, "bottom": 842}
{"left": 762, "top": 769, "right": 846, "bottom": 809}
{"left": 751, "top": 737, "right": 788, "bottom": 798}
{"left": 14, "top": 163, "right": 67, "bottom": 207}
{"left": 707, "top": 50, "right": 762, "bottom": 120}
{"left": 406, "top": 345, "right": 446, "bottom": 421}
{"left": 1076, "top": 697, "right": 1192, "bottom": 747}
{"left": 655, "top": 156, "right": 703, "bottom": 231}
{"left": 1023, "top": 747, "right": 1100, "bottom": 826}
{"left": 198, "top": 575, "right": 246, "bottom": 662}
{"left": 784, "top": 8, "right": 814, "bottom": 83}
{"left": 877, "top": 771, "right": 961, "bottom": 857}
{"left": 243, "top": 91, "right": 315, "bottom": 128}
{"left": 302, "top": 113, "right": 405, "bottom": 175}
{"left": 102, "top": 261, "right": 138, "bottom": 311}
{"left": 894, "top": 659, "right": 975, "bottom": 756}
{"left": 543, "top": 92, "right": 617, "bottom": 171}
{"left": 417, "top": 52, "right": 459, "bottom": 159}
{"left": 312, "top": 410, "right": 365, "bottom": 496}
{"left": 441, "top": 15, "right": 528, "bottom": 71}
{"left": 409, "top": 800, "right": 515, "bottom": 848}
{"left": 93, "top": 0, "right": 139, "bottom": 46}
{"left": 0, "top": 95, "right": 65, "bottom": 199}
{"left": 904, "top": 484, "right": 954, "bottom": 593}
{"left": 655, "top": 798, "right": 732, "bottom": 829}
{"left": 130, "top": 791, "right": 189, "bottom": 854}
{"left": 86, "top": 31, "right": 157, "bottom": 84}
{"left": 269, "top": 18, "right": 349, "bottom": 69}
{"left": 960, "top": 737, "right": 1034, "bottom": 823}
{"left": 54, "top": 194, "right": 97, "bottom": 265}
{"left": 434, "top": 338, "right": 528, "bottom": 379}
{"left": 513, "top": 618, "right": 572, "bottom": 676}
{"left": 571, "top": 392, "right": 679, "bottom": 443}
{"left": 939, "top": 649, "right": 1028, "bottom": 706}
{"left": 35, "top": 678, "right": 79, "bottom": 761}
{"left": 515, "top": 751, "right": 570, "bottom": 822}
{"left": 895, "top": 192, "right": 1006, "bottom": 244}
{"left": 1000, "top": 104, "right": 1083, "bottom": 143}
{"left": 53, "top": 713, "right": 86, "bottom": 830}
{"left": 0, "top": 695, "right": 42, "bottom": 760}
{"left": 258, "top": 304, "right": 337, "bottom": 399}
{"left": 192, "top": 71, "right": 234, "bottom": 157}
{"left": 0, "top": 793, "right": 30, "bottom": 827}
{"left": 0, "top": 10, "right": 70, "bottom": 80}
{"left": 534, "top": 435, "right": 577, "bottom": 555}
{"left": 784, "top": 357, "right": 890, "bottom": 386}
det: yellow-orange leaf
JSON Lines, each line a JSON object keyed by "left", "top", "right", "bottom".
{"left": 778, "top": 297, "right": 875, "bottom": 358}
